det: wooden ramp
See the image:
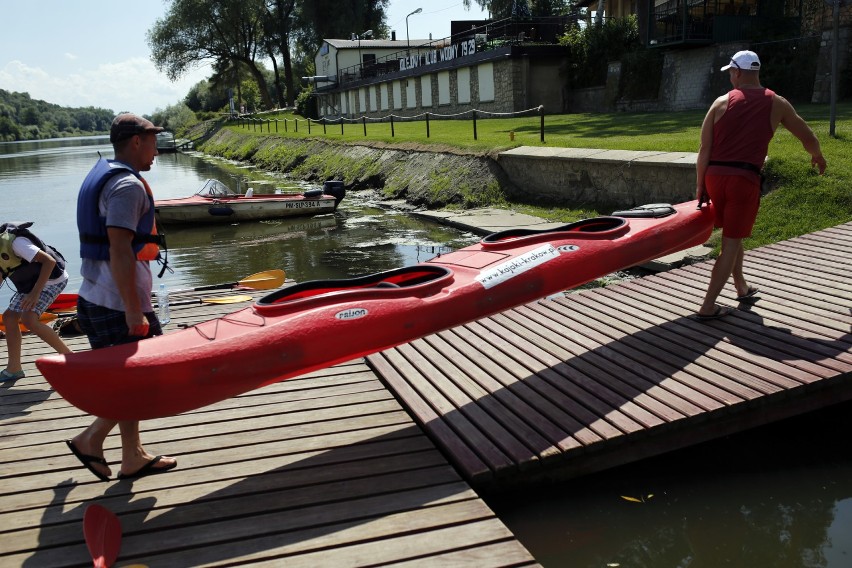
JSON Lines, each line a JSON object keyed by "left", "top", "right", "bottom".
{"left": 367, "top": 222, "right": 852, "bottom": 490}
{"left": 0, "top": 293, "right": 538, "bottom": 567}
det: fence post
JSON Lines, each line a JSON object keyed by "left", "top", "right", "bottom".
{"left": 267, "top": 119, "right": 271, "bottom": 132}
{"left": 540, "top": 106, "right": 545, "bottom": 143}
{"left": 253, "top": 119, "right": 256, "bottom": 132}
{"left": 295, "top": 119, "right": 299, "bottom": 133}
{"left": 323, "top": 118, "right": 327, "bottom": 135}
{"left": 285, "top": 118, "right": 288, "bottom": 132}
{"left": 426, "top": 113, "right": 430, "bottom": 138}
{"left": 340, "top": 119, "right": 344, "bottom": 136}
{"left": 390, "top": 115, "right": 394, "bottom": 137}
{"left": 472, "top": 110, "right": 477, "bottom": 141}
{"left": 362, "top": 116, "right": 367, "bottom": 137}
{"left": 308, "top": 119, "right": 311, "bottom": 134}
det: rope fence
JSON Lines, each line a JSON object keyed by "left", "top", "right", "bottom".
{"left": 229, "top": 105, "right": 546, "bottom": 143}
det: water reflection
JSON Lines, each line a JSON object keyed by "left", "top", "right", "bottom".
{"left": 488, "top": 399, "right": 852, "bottom": 567}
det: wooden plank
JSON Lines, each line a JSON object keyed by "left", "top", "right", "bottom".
{"left": 465, "top": 318, "right": 667, "bottom": 430}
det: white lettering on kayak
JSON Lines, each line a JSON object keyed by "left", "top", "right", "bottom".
{"left": 476, "top": 244, "right": 559, "bottom": 289}
{"left": 335, "top": 307, "right": 368, "bottom": 320}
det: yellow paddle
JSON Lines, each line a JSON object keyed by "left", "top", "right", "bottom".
{"left": 180, "top": 269, "right": 285, "bottom": 293}
{"left": 201, "top": 294, "right": 253, "bottom": 304}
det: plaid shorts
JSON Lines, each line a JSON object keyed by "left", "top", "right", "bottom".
{"left": 9, "top": 279, "right": 68, "bottom": 316}
{"left": 77, "top": 297, "right": 162, "bottom": 350}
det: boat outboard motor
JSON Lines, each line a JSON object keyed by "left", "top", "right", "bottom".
{"left": 323, "top": 180, "right": 346, "bottom": 209}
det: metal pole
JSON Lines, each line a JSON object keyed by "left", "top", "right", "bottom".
{"left": 540, "top": 106, "right": 545, "bottom": 143}
{"left": 472, "top": 111, "right": 477, "bottom": 140}
{"left": 391, "top": 115, "right": 395, "bottom": 137}
{"left": 362, "top": 116, "right": 367, "bottom": 137}
{"left": 426, "top": 113, "right": 430, "bottom": 138}
{"left": 830, "top": 0, "right": 839, "bottom": 137}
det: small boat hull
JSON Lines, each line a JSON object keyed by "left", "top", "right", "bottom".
{"left": 37, "top": 201, "right": 714, "bottom": 420}
{"left": 155, "top": 194, "right": 338, "bottom": 224}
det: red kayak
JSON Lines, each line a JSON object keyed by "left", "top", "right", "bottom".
{"left": 37, "top": 201, "right": 714, "bottom": 420}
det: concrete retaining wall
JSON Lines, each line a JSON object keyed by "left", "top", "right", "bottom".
{"left": 497, "top": 146, "right": 698, "bottom": 208}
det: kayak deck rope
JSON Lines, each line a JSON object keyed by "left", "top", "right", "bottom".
{"left": 193, "top": 309, "right": 266, "bottom": 341}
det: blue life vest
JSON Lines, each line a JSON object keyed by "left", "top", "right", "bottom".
{"left": 77, "top": 159, "right": 161, "bottom": 261}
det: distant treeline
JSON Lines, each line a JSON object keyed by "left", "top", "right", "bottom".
{"left": 0, "top": 89, "right": 115, "bottom": 142}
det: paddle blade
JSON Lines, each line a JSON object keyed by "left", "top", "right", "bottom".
{"left": 238, "top": 269, "right": 285, "bottom": 290}
{"left": 48, "top": 293, "right": 78, "bottom": 312}
{"left": 84, "top": 504, "right": 121, "bottom": 568}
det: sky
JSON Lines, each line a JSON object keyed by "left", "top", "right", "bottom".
{"left": 0, "top": 1, "right": 489, "bottom": 117}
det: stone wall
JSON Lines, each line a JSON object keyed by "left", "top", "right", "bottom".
{"left": 498, "top": 146, "right": 698, "bottom": 208}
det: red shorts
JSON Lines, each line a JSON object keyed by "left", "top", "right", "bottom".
{"left": 705, "top": 173, "right": 761, "bottom": 239}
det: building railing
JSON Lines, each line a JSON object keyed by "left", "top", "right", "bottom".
{"left": 333, "top": 16, "right": 574, "bottom": 89}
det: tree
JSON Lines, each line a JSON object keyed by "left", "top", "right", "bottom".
{"left": 149, "top": 0, "right": 276, "bottom": 109}
{"left": 463, "top": 0, "right": 568, "bottom": 17}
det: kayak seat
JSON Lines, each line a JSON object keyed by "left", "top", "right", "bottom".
{"left": 256, "top": 265, "right": 453, "bottom": 309}
{"left": 481, "top": 217, "right": 626, "bottom": 244}
{"left": 611, "top": 204, "right": 677, "bottom": 218}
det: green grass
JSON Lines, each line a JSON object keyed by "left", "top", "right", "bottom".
{"left": 232, "top": 104, "right": 852, "bottom": 251}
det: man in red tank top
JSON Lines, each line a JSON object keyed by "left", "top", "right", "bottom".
{"left": 694, "top": 50, "right": 826, "bottom": 320}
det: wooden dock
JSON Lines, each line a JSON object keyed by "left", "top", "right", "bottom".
{"left": 0, "top": 294, "right": 539, "bottom": 567}
{"left": 1, "top": 221, "right": 849, "bottom": 565}
{"left": 367, "top": 221, "right": 852, "bottom": 490}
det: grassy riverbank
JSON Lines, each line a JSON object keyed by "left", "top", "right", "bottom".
{"left": 203, "top": 103, "right": 852, "bottom": 251}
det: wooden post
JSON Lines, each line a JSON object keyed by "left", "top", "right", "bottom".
{"left": 308, "top": 119, "right": 311, "bottom": 134}
{"left": 472, "top": 111, "right": 477, "bottom": 140}
{"left": 540, "top": 106, "right": 545, "bottom": 143}
{"left": 390, "top": 115, "right": 395, "bottom": 137}
{"left": 362, "top": 116, "right": 367, "bottom": 137}
{"left": 323, "top": 118, "right": 327, "bottom": 134}
{"left": 426, "top": 113, "right": 430, "bottom": 138}
{"left": 275, "top": 119, "right": 278, "bottom": 132}
{"left": 295, "top": 119, "right": 298, "bottom": 132}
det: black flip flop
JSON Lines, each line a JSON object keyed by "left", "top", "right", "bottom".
{"left": 692, "top": 306, "right": 734, "bottom": 321}
{"left": 65, "top": 440, "right": 110, "bottom": 482}
{"left": 736, "top": 287, "right": 760, "bottom": 301}
{"left": 117, "top": 456, "right": 177, "bottom": 480}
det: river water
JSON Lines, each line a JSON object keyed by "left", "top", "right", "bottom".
{"left": 2, "top": 138, "right": 850, "bottom": 567}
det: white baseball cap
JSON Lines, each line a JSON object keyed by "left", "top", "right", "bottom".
{"left": 721, "top": 50, "right": 761, "bottom": 72}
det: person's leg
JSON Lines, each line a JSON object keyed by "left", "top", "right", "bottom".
{"left": 70, "top": 417, "right": 118, "bottom": 479}
{"left": 699, "top": 236, "right": 743, "bottom": 316}
{"left": 730, "top": 243, "right": 752, "bottom": 298}
{"left": 117, "top": 420, "right": 177, "bottom": 476}
{"left": 20, "top": 311, "right": 71, "bottom": 354}
{"left": 2, "top": 308, "right": 23, "bottom": 373}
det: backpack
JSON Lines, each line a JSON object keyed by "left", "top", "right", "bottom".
{"left": 0, "top": 222, "right": 66, "bottom": 293}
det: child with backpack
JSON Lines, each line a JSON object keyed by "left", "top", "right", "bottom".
{"left": 0, "top": 222, "right": 72, "bottom": 381}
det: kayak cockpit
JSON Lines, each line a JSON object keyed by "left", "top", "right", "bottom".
{"left": 481, "top": 216, "right": 628, "bottom": 248}
{"left": 255, "top": 265, "right": 453, "bottom": 312}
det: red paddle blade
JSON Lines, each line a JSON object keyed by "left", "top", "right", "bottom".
{"left": 83, "top": 504, "right": 122, "bottom": 568}
{"left": 48, "top": 293, "right": 78, "bottom": 312}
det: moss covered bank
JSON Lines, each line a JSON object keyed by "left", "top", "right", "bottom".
{"left": 197, "top": 128, "right": 512, "bottom": 209}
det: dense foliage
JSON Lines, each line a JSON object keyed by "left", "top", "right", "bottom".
{"left": 0, "top": 89, "right": 114, "bottom": 142}
{"left": 559, "top": 15, "right": 641, "bottom": 89}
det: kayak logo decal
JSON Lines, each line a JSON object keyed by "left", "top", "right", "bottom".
{"left": 557, "top": 244, "right": 579, "bottom": 253}
{"left": 476, "top": 244, "right": 559, "bottom": 289}
{"left": 335, "top": 307, "right": 368, "bottom": 320}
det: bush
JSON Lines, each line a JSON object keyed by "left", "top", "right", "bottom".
{"left": 295, "top": 86, "right": 317, "bottom": 119}
{"left": 559, "top": 16, "right": 641, "bottom": 89}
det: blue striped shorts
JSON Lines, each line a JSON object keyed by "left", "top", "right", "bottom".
{"left": 9, "top": 279, "right": 68, "bottom": 316}
{"left": 77, "top": 297, "right": 162, "bottom": 350}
